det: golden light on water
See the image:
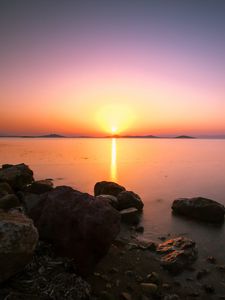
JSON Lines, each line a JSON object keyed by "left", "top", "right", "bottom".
{"left": 110, "top": 138, "right": 117, "bottom": 181}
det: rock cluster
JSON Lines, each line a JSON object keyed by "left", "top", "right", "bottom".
{"left": 95, "top": 181, "right": 144, "bottom": 224}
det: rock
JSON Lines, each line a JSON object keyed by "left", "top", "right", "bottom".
{"left": 117, "top": 191, "right": 144, "bottom": 211}
{"left": 146, "top": 272, "right": 161, "bottom": 284}
{"left": 99, "top": 291, "right": 115, "bottom": 300}
{"left": 140, "top": 283, "right": 158, "bottom": 295}
{"left": 203, "top": 284, "right": 215, "bottom": 293}
{"left": 172, "top": 197, "right": 225, "bottom": 222}
{"left": 120, "top": 292, "right": 132, "bottom": 300}
{"left": 25, "top": 179, "right": 53, "bottom": 194}
{"left": 135, "top": 225, "right": 144, "bottom": 233}
{"left": 163, "top": 295, "right": 180, "bottom": 300}
{"left": 157, "top": 237, "right": 198, "bottom": 274}
{"left": 28, "top": 186, "right": 120, "bottom": 275}
{"left": 196, "top": 269, "right": 209, "bottom": 280}
{"left": 120, "top": 207, "right": 141, "bottom": 224}
{"left": 0, "top": 194, "right": 21, "bottom": 210}
{"left": 0, "top": 210, "right": 38, "bottom": 283}
{"left": 22, "top": 193, "right": 42, "bottom": 214}
{"left": 0, "top": 182, "right": 14, "bottom": 196}
{"left": 206, "top": 256, "right": 216, "bottom": 264}
{"left": 94, "top": 181, "right": 125, "bottom": 197}
{"left": 0, "top": 163, "right": 34, "bottom": 190}
{"left": 97, "top": 194, "right": 119, "bottom": 209}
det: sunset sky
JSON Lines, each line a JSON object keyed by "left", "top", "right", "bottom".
{"left": 0, "top": 0, "right": 225, "bottom": 136}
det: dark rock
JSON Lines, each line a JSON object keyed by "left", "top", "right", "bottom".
{"left": 206, "top": 256, "right": 216, "bottom": 264}
{"left": 0, "top": 163, "right": 34, "bottom": 190}
{"left": 97, "top": 194, "right": 119, "bottom": 209}
{"left": 140, "top": 283, "right": 158, "bottom": 295}
{"left": 0, "top": 210, "right": 38, "bottom": 283}
{"left": 146, "top": 272, "right": 161, "bottom": 284}
{"left": 99, "top": 291, "right": 115, "bottom": 300}
{"left": 94, "top": 181, "right": 125, "bottom": 197}
{"left": 25, "top": 179, "right": 53, "bottom": 194}
{"left": 172, "top": 197, "right": 225, "bottom": 222}
{"left": 117, "top": 191, "right": 144, "bottom": 211}
{"left": 0, "top": 194, "right": 21, "bottom": 210}
{"left": 22, "top": 192, "right": 42, "bottom": 213}
{"left": 203, "top": 283, "right": 215, "bottom": 293}
{"left": 120, "top": 292, "right": 132, "bottom": 300}
{"left": 163, "top": 295, "right": 180, "bottom": 300}
{"left": 196, "top": 269, "right": 209, "bottom": 280}
{"left": 120, "top": 207, "right": 141, "bottom": 224}
{"left": 0, "top": 182, "right": 14, "bottom": 196}
{"left": 135, "top": 225, "right": 144, "bottom": 233}
{"left": 157, "top": 237, "right": 198, "bottom": 274}
{"left": 28, "top": 186, "right": 120, "bottom": 275}
{"left": 2, "top": 164, "right": 14, "bottom": 169}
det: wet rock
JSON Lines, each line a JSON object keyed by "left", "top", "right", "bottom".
{"left": 0, "top": 210, "right": 38, "bottom": 283}
{"left": 97, "top": 194, "right": 119, "bottom": 209}
{"left": 172, "top": 197, "right": 225, "bottom": 222}
{"left": 117, "top": 191, "right": 144, "bottom": 211}
{"left": 0, "top": 194, "right": 20, "bottom": 210}
{"left": 120, "top": 207, "right": 141, "bottom": 224}
{"left": 25, "top": 179, "right": 53, "bottom": 194}
{"left": 0, "top": 163, "right": 34, "bottom": 190}
{"left": 94, "top": 181, "right": 125, "bottom": 197}
{"left": 0, "top": 182, "right": 14, "bottom": 196}
{"left": 28, "top": 186, "right": 120, "bottom": 275}
{"left": 157, "top": 237, "right": 198, "bottom": 274}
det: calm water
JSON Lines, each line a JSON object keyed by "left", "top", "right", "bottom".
{"left": 1, "top": 138, "right": 225, "bottom": 263}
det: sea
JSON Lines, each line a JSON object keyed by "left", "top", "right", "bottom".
{"left": 1, "top": 137, "right": 225, "bottom": 265}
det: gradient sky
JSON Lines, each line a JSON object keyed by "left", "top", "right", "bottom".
{"left": 0, "top": 0, "right": 225, "bottom": 136}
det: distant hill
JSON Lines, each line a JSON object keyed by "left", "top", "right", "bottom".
{"left": 37, "top": 134, "right": 65, "bottom": 138}
{"left": 175, "top": 135, "right": 195, "bottom": 139}
{"left": 105, "top": 134, "right": 159, "bottom": 138}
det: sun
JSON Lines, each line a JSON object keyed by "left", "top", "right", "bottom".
{"left": 111, "top": 126, "right": 117, "bottom": 134}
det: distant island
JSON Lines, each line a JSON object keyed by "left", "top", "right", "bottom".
{"left": 175, "top": 135, "right": 195, "bottom": 139}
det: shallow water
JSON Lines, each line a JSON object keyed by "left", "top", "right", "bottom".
{"left": 1, "top": 137, "right": 225, "bottom": 263}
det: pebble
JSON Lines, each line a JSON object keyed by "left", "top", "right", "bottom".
{"left": 135, "top": 226, "right": 144, "bottom": 233}
{"left": 109, "top": 268, "right": 119, "bottom": 274}
{"left": 203, "top": 284, "right": 215, "bottom": 294}
{"left": 196, "top": 269, "right": 209, "bottom": 280}
{"left": 140, "top": 283, "right": 158, "bottom": 295}
{"left": 120, "top": 292, "right": 132, "bottom": 300}
{"left": 125, "top": 270, "right": 135, "bottom": 277}
{"left": 99, "top": 291, "right": 115, "bottom": 300}
{"left": 162, "top": 283, "right": 171, "bottom": 290}
{"left": 206, "top": 256, "right": 217, "bottom": 264}
{"left": 163, "top": 295, "right": 180, "bottom": 300}
{"left": 146, "top": 272, "right": 161, "bottom": 284}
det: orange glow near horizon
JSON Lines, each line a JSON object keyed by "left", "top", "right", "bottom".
{"left": 111, "top": 138, "right": 117, "bottom": 181}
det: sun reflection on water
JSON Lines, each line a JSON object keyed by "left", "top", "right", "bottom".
{"left": 111, "top": 138, "right": 117, "bottom": 181}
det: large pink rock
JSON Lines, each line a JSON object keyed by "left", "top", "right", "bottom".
{"left": 29, "top": 186, "right": 120, "bottom": 275}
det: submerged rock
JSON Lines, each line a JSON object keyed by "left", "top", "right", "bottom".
{"left": 28, "top": 186, "right": 120, "bottom": 275}
{"left": 94, "top": 181, "right": 125, "bottom": 197}
{"left": 157, "top": 237, "right": 197, "bottom": 274}
{"left": 117, "top": 191, "right": 144, "bottom": 211}
{"left": 25, "top": 179, "right": 53, "bottom": 194}
{"left": 172, "top": 197, "right": 225, "bottom": 222}
{"left": 0, "top": 210, "right": 38, "bottom": 283}
{"left": 0, "top": 163, "right": 34, "bottom": 190}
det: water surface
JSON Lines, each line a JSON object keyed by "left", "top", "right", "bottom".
{"left": 1, "top": 138, "right": 225, "bottom": 263}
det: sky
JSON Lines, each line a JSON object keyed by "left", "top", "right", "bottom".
{"left": 0, "top": 0, "right": 225, "bottom": 136}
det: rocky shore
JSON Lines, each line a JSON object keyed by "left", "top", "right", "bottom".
{"left": 0, "top": 163, "right": 225, "bottom": 299}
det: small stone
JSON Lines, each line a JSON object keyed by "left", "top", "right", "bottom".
{"left": 109, "top": 267, "right": 119, "bottom": 274}
{"left": 140, "top": 283, "right": 158, "bottom": 295}
{"left": 206, "top": 256, "right": 216, "bottom": 264}
{"left": 163, "top": 295, "right": 180, "bottom": 300}
{"left": 136, "top": 275, "right": 143, "bottom": 283}
{"left": 196, "top": 269, "right": 209, "bottom": 280}
{"left": 146, "top": 272, "right": 161, "bottom": 284}
{"left": 188, "top": 292, "right": 200, "bottom": 297}
{"left": 136, "top": 226, "right": 144, "bottom": 233}
{"left": 106, "top": 283, "right": 112, "bottom": 289}
{"left": 162, "top": 283, "right": 171, "bottom": 290}
{"left": 116, "top": 279, "right": 120, "bottom": 287}
{"left": 159, "top": 236, "right": 166, "bottom": 241}
{"left": 120, "top": 292, "right": 132, "bottom": 300}
{"left": 99, "top": 291, "right": 115, "bottom": 300}
{"left": 125, "top": 270, "right": 135, "bottom": 277}
{"left": 203, "top": 284, "right": 215, "bottom": 294}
